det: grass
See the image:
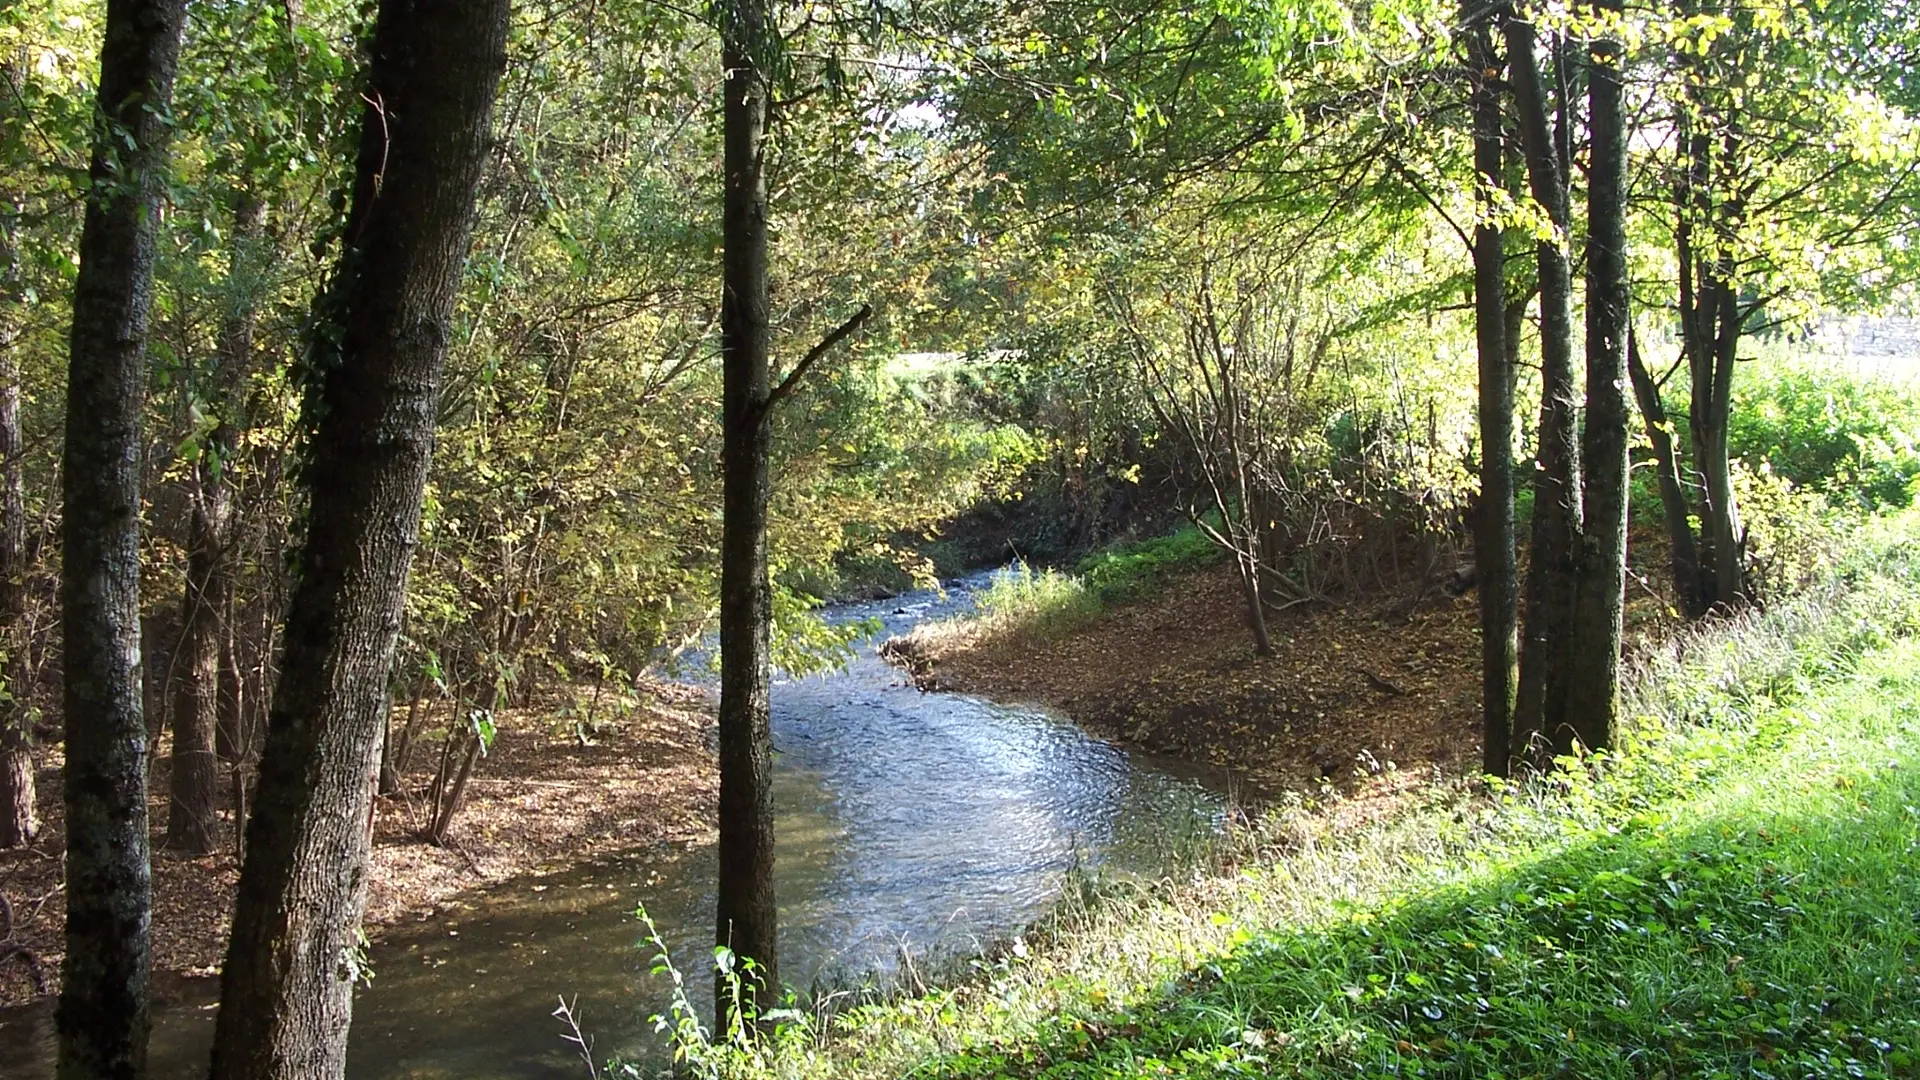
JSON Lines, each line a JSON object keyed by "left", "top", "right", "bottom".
{"left": 713, "top": 512, "right": 1920, "bottom": 1079}
{"left": 937, "top": 524, "right": 1225, "bottom": 642}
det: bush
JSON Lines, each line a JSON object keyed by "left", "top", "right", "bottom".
{"left": 1726, "top": 356, "right": 1920, "bottom": 510}
{"left": 1074, "top": 523, "right": 1222, "bottom": 602}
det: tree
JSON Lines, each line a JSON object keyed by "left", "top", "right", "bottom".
{"left": 1561, "top": 0, "right": 1632, "bottom": 754}
{"left": 58, "top": 2, "right": 186, "bottom": 1078}
{"left": 1463, "top": 0, "right": 1517, "bottom": 777}
{"left": 1505, "top": 12, "right": 1583, "bottom": 761}
{"left": 209, "top": 1, "right": 509, "bottom": 1076}
{"left": 1634, "top": 0, "right": 1920, "bottom": 615}
{"left": 165, "top": 192, "right": 264, "bottom": 855}
{"left": 715, "top": 0, "right": 783, "bottom": 1024}
{"left": 0, "top": 182, "right": 34, "bottom": 848}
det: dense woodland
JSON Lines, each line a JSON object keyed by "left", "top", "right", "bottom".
{"left": 4, "top": 0, "right": 1920, "bottom": 1077}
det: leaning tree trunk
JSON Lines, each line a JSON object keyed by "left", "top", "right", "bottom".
{"left": 209, "top": 4, "right": 508, "bottom": 1079}
{"left": 1505, "top": 16, "right": 1582, "bottom": 764}
{"left": 59, "top": 2, "right": 187, "bottom": 1077}
{"left": 1563, "top": 0, "right": 1632, "bottom": 755}
{"left": 1465, "top": 0, "right": 1517, "bottom": 778}
{"left": 0, "top": 219, "right": 36, "bottom": 849}
{"left": 167, "top": 193, "right": 264, "bottom": 855}
{"left": 1626, "top": 331, "right": 1707, "bottom": 619}
{"left": 716, "top": 0, "right": 781, "bottom": 1029}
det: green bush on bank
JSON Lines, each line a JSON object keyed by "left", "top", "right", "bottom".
{"left": 717, "top": 511, "right": 1920, "bottom": 1080}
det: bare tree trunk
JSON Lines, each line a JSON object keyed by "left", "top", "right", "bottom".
{"left": 210, "top": 3, "right": 508, "bottom": 1077}
{"left": 1564, "top": 0, "right": 1632, "bottom": 754}
{"left": 0, "top": 233, "right": 37, "bottom": 849}
{"left": 167, "top": 194, "right": 265, "bottom": 855}
{"left": 1465, "top": 0, "right": 1516, "bottom": 777}
{"left": 59, "top": 2, "right": 186, "bottom": 1076}
{"left": 1506, "top": 16, "right": 1582, "bottom": 763}
{"left": 717, "top": 0, "right": 780, "bottom": 1028}
{"left": 1627, "top": 331, "right": 1707, "bottom": 619}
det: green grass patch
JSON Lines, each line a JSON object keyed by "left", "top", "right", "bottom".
{"left": 956, "top": 524, "right": 1225, "bottom": 641}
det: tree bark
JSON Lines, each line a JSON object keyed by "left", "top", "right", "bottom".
{"left": 1505, "top": 16, "right": 1582, "bottom": 763}
{"left": 716, "top": 0, "right": 780, "bottom": 1026}
{"left": 209, "top": 3, "right": 507, "bottom": 1078}
{"left": 0, "top": 206, "right": 36, "bottom": 849}
{"left": 167, "top": 194, "right": 265, "bottom": 855}
{"left": 1564, "top": 0, "right": 1632, "bottom": 754}
{"left": 1465, "top": 0, "right": 1516, "bottom": 778}
{"left": 59, "top": 2, "right": 186, "bottom": 1077}
{"left": 1626, "top": 331, "right": 1707, "bottom": 619}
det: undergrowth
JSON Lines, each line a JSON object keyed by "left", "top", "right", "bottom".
{"left": 653, "top": 511, "right": 1920, "bottom": 1079}
{"left": 922, "top": 524, "right": 1224, "bottom": 644}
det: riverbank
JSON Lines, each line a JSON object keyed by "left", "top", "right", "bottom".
{"left": 0, "top": 678, "right": 717, "bottom": 1007}
{"left": 745, "top": 512, "right": 1920, "bottom": 1079}
{"left": 887, "top": 562, "right": 1485, "bottom": 793}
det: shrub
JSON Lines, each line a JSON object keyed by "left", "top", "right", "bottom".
{"left": 1726, "top": 356, "right": 1920, "bottom": 510}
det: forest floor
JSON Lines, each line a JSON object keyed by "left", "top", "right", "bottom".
{"left": 0, "top": 678, "right": 718, "bottom": 1007}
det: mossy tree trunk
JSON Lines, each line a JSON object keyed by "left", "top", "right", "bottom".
{"left": 1505, "top": 15, "right": 1582, "bottom": 763}
{"left": 1564, "top": 0, "right": 1632, "bottom": 754}
{"left": 209, "top": 3, "right": 508, "bottom": 1077}
{"left": 58, "top": 2, "right": 187, "bottom": 1077}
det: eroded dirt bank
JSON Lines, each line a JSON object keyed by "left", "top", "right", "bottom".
{"left": 886, "top": 564, "right": 1485, "bottom": 796}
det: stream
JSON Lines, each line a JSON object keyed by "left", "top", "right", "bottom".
{"left": 0, "top": 573, "right": 1227, "bottom": 1078}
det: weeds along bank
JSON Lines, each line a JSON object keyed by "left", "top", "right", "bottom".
{"left": 656, "top": 511, "right": 1920, "bottom": 1078}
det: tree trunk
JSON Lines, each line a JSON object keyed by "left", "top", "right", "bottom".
{"left": 1505, "top": 16, "right": 1582, "bottom": 763}
{"left": 1564, "top": 0, "right": 1632, "bottom": 754}
{"left": 59, "top": 2, "right": 186, "bottom": 1077}
{"left": 209, "top": 4, "right": 507, "bottom": 1078}
{"left": 1626, "top": 331, "right": 1707, "bottom": 619}
{"left": 716, "top": 0, "right": 780, "bottom": 1027}
{"left": 0, "top": 234, "right": 36, "bottom": 849}
{"left": 167, "top": 194, "right": 264, "bottom": 856}
{"left": 1465, "top": 0, "right": 1516, "bottom": 778}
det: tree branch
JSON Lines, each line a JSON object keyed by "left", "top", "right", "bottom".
{"left": 761, "top": 302, "right": 873, "bottom": 417}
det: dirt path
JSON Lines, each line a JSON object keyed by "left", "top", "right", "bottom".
{"left": 0, "top": 678, "right": 716, "bottom": 1007}
{"left": 887, "top": 564, "right": 1486, "bottom": 796}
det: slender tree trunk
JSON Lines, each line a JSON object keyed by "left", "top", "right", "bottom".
{"left": 0, "top": 222, "right": 37, "bottom": 849}
{"left": 59, "top": 3, "right": 186, "bottom": 1077}
{"left": 210, "top": 4, "right": 507, "bottom": 1078}
{"left": 1693, "top": 285, "right": 1746, "bottom": 609}
{"left": 1465, "top": 0, "right": 1516, "bottom": 777}
{"left": 716, "top": 0, "right": 780, "bottom": 1026}
{"left": 1626, "top": 331, "right": 1706, "bottom": 619}
{"left": 1563, "top": 0, "right": 1632, "bottom": 754}
{"left": 167, "top": 194, "right": 265, "bottom": 855}
{"left": 1506, "top": 16, "right": 1582, "bottom": 762}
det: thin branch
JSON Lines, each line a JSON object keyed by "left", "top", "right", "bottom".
{"left": 761, "top": 303, "right": 873, "bottom": 417}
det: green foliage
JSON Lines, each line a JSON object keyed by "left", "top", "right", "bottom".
{"left": 1074, "top": 523, "right": 1222, "bottom": 602}
{"left": 1726, "top": 357, "right": 1920, "bottom": 511}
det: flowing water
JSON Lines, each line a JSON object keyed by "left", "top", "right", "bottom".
{"left": 0, "top": 574, "right": 1227, "bottom": 1078}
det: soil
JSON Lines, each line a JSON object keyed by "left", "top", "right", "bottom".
{"left": 887, "top": 564, "right": 1487, "bottom": 797}
{"left": 0, "top": 678, "right": 717, "bottom": 1008}
{"left": 887, "top": 550, "right": 1683, "bottom": 800}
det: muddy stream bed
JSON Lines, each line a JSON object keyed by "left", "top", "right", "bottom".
{"left": 0, "top": 575, "right": 1227, "bottom": 1077}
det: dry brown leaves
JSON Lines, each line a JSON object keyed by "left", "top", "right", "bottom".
{"left": 0, "top": 677, "right": 716, "bottom": 1007}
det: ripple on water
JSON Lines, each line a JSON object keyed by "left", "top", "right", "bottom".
{"left": 0, "top": 572, "right": 1226, "bottom": 1079}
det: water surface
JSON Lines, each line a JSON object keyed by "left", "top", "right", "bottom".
{"left": 0, "top": 575, "right": 1225, "bottom": 1077}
